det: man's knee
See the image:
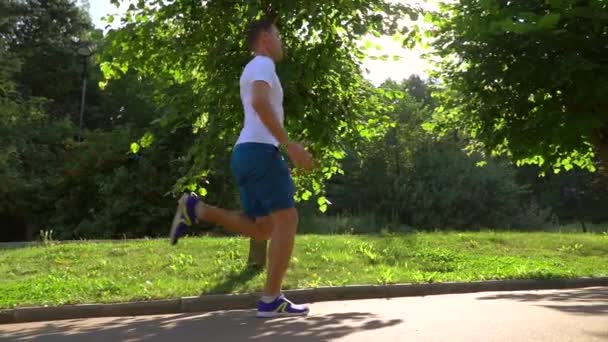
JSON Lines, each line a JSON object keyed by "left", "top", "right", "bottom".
{"left": 271, "top": 208, "right": 298, "bottom": 231}
{"left": 254, "top": 216, "right": 273, "bottom": 240}
{"left": 252, "top": 208, "right": 298, "bottom": 240}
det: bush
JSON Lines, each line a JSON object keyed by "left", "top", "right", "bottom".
{"left": 404, "top": 142, "right": 528, "bottom": 229}
{"left": 50, "top": 128, "right": 178, "bottom": 239}
{"left": 509, "top": 199, "right": 558, "bottom": 231}
{"left": 327, "top": 138, "right": 529, "bottom": 230}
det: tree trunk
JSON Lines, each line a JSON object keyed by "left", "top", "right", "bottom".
{"left": 25, "top": 221, "right": 36, "bottom": 241}
{"left": 593, "top": 127, "right": 608, "bottom": 176}
{"left": 247, "top": 238, "right": 267, "bottom": 269}
{"left": 576, "top": 198, "right": 587, "bottom": 233}
{"left": 579, "top": 219, "right": 588, "bottom": 233}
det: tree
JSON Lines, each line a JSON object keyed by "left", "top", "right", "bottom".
{"left": 101, "top": 1, "right": 418, "bottom": 257}
{"left": 1, "top": 0, "right": 99, "bottom": 121}
{"left": 327, "top": 78, "right": 528, "bottom": 230}
{"left": 1, "top": 1, "right": 135, "bottom": 240}
{"left": 426, "top": 0, "right": 608, "bottom": 174}
{"left": 0, "top": 45, "right": 75, "bottom": 241}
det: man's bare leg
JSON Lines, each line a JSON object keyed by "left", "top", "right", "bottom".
{"left": 264, "top": 207, "right": 298, "bottom": 296}
{"left": 196, "top": 203, "right": 272, "bottom": 240}
{"left": 199, "top": 205, "right": 299, "bottom": 295}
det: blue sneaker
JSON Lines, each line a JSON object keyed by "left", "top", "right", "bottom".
{"left": 169, "top": 193, "right": 200, "bottom": 245}
{"left": 256, "top": 295, "right": 310, "bottom": 318}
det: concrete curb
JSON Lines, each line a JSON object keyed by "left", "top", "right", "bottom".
{"left": 1, "top": 277, "right": 607, "bottom": 324}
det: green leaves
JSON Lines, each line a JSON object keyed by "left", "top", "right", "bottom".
{"left": 537, "top": 13, "right": 561, "bottom": 29}
{"left": 426, "top": 0, "right": 608, "bottom": 174}
{"left": 139, "top": 132, "right": 154, "bottom": 148}
{"left": 130, "top": 142, "right": 140, "bottom": 154}
{"left": 129, "top": 132, "right": 154, "bottom": 154}
{"left": 101, "top": 0, "right": 417, "bottom": 210}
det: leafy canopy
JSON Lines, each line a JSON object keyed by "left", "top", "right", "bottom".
{"left": 102, "top": 0, "right": 419, "bottom": 209}
{"left": 426, "top": 0, "right": 608, "bottom": 174}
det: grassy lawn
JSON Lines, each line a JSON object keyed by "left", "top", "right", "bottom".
{"left": 1, "top": 232, "right": 607, "bottom": 309}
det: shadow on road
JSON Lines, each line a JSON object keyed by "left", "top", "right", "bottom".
{"left": 0, "top": 311, "right": 403, "bottom": 342}
{"left": 477, "top": 287, "right": 608, "bottom": 315}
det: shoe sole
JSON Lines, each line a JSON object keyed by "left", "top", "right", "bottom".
{"left": 169, "top": 194, "right": 188, "bottom": 245}
{"left": 256, "top": 310, "right": 310, "bottom": 318}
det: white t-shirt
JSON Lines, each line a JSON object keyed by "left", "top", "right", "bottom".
{"left": 236, "top": 55, "right": 284, "bottom": 146}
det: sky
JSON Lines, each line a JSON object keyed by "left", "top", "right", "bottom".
{"left": 84, "top": 0, "right": 435, "bottom": 85}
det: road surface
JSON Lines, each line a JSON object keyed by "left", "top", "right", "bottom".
{"left": 1, "top": 287, "right": 606, "bottom": 341}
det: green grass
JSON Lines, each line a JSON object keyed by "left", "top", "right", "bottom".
{"left": 1, "top": 232, "right": 607, "bottom": 309}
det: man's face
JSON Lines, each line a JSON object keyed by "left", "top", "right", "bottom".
{"left": 261, "top": 25, "right": 284, "bottom": 62}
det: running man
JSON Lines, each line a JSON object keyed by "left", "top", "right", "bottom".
{"left": 169, "top": 17, "right": 314, "bottom": 318}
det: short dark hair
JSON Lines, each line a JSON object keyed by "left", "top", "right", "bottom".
{"left": 245, "top": 17, "right": 275, "bottom": 51}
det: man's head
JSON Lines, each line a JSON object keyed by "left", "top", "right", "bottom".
{"left": 246, "top": 17, "right": 284, "bottom": 62}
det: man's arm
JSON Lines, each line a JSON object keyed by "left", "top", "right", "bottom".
{"left": 251, "top": 81, "right": 289, "bottom": 145}
{"left": 251, "top": 80, "right": 314, "bottom": 170}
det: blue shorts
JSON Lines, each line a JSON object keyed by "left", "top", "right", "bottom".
{"left": 231, "top": 143, "right": 295, "bottom": 218}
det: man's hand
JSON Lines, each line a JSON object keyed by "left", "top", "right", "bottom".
{"left": 286, "top": 142, "right": 314, "bottom": 171}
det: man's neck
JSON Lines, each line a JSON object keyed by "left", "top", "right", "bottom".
{"left": 254, "top": 51, "right": 273, "bottom": 62}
